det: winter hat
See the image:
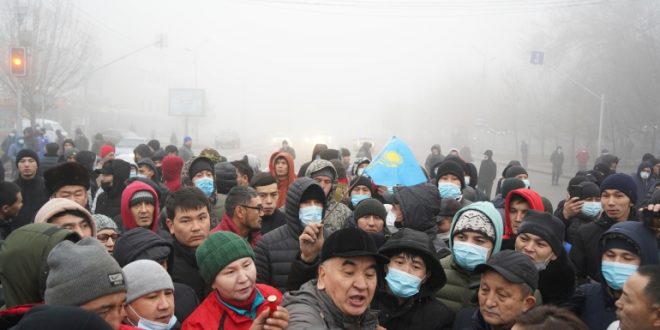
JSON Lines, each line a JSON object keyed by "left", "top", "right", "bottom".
{"left": 15, "top": 149, "right": 39, "bottom": 167}
{"left": 123, "top": 260, "right": 174, "bottom": 304}
{"left": 199, "top": 148, "right": 222, "bottom": 164}
{"left": 137, "top": 158, "right": 157, "bottom": 174}
{"left": 501, "top": 178, "right": 526, "bottom": 199}
{"left": 475, "top": 250, "right": 538, "bottom": 291}
{"left": 320, "top": 227, "right": 388, "bottom": 264}
{"left": 450, "top": 202, "right": 504, "bottom": 254}
{"left": 568, "top": 176, "right": 590, "bottom": 190}
{"left": 184, "top": 136, "right": 192, "bottom": 143}
{"left": 349, "top": 175, "right": 374, "bottom": 195}
{"left": 93, "top": 214, "right": 118, "bottom": 233}
{"left": 34, "top": 198, "right": 96, "bottom": 236}
{"left": 578, "top": 181, "right": 601, "bottom": 200}
{"left": 435, "top": 161, "right": 465, "bottom": 188}
{"left": 453, "top": 209, "right": 496, "bottom": 242}
{"left": 99, "top": 144, "right": 115, "bottom": 158}
{"left": 44, "top": 162, "right": 91, "bottom": 195}
{"left": 14, "top": 305, "right": 113, "bottom": 330}
{"left": 45, "top": 238, "right": 126, "bottom": 306}
{"left": 301, "top": 183, "right": 326, "bottom": 205}
{"left": 599, "top": 173, "right": 637, "bottom": 204}
{"left": 310, "top": 166, "right": 336, "bottom": 181}
{"left": 517, "top": 210, "right": 565, "bottom": 256}
{"left": 505, "top": 165, "right": 528, "bottom": 178}
{"left": 196, "top": 231, "right": 255, "bottom": 285}
{"left": 129, "top": 190, "right": 155, "bottom": 207}
{"left": 250, "top": 172, "right": 277, "bottom": 188}
{"left": 354, "top": 198, "right": 387, "bottom": 221}
{"left": 319, "top": 149, "right": 341, "bottom": 161}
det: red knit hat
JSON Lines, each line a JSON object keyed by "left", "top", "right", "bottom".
{"left": 100, "top": 144, "right": 115, "bottom": 158}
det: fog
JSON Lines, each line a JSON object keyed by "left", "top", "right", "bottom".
{"left": 2, "top": 0, "right": 659, "bottom": 167}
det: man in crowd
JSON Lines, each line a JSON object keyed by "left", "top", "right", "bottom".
{"left": 614, "top": 265, "right": 660, "bottom": 330}
{"left": 122, "top": 260, "right": 178, "bottom": 329}
{"left": 43, "top": 162, "right": 90, "bottom": 208}
{"left": 211, "top": 185, "right": 263, "bottom": 247}
{"left": 95, "top": 159, "right": 132, "bottom": 220}
{"left": 120, "top": 180, "right": 160, "bottom": 233}
{"left": 453, "top": 250, "right": 538, "bottom": 329}
{"left": 44, "top": 238, "right": 129, "bottom": 330}
{"left": 269, "top": 151, "right": 296, "bottom": 208}
{"left": 165, "top": 187, "right": 212, "bottom": 300}
{"left": 231, "top": 159, "right": 254, "bottom": 187}
{"left": 13, "top": 149, "right": 48, "bottom": 231}
{"left": 34, "top": 198, "right": 96, "bottom": 238}
{"left": 282, "top": 227, "right": 387, "bottom": 328}
{"left": 250, "top": 172, "right": 286, "bottom": 235}
{"left": 180, "top": 136, "right": 194, "bottom": 162}
{"left": 305, "top": 159, "right": 352, "bottom": 232}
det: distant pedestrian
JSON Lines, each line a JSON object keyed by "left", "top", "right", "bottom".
{"left": 279, "top": 140, "right": 296, "bottom": 160}
{"left": 576, "top": 148, "right": 589, "bottom": 171}
{"left": 180, "top": 136, "right": 194, "bottom": 162}
{"left": 551, "top": 146, "right": 565, "bottom": 186}
{"left": 479, "top": 149, "right": 497, "bottom": 199}
{"left": 73, "top": 128, "right": 89, "bottom": 151}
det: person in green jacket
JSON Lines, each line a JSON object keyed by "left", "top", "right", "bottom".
{"left": 435, "top": 201, "right": 503, "bottom": 313}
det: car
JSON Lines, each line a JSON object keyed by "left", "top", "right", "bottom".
{"left": 215, "top": 130, "right": 240, "bottom": 149}
{"left": 99, "top": 129, "right": 139, "bottom": 145}
{"left": 115, "top": 137, "right": 148, "bottom": 158}
{"left": 20, "top": 118, "right": 67, "bottom": 142}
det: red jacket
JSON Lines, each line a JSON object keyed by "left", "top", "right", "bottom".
{"left": 120, "top": 181, "right": 160, "bottom": 232}
{"left": 503, "top": 188, "right": 545, "bottom": 238}
{"left": 268, "top": 152, "right": 296, "bottom": 208}
{"left": 182, "top": 284, "right": 282, "bottom": 330}
{"left": 211, "top": 214, "right": 262, "bottom": 248}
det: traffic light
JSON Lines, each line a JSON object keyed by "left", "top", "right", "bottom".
{"left": 10, "top": 47, "right": 26, "bottom": 76}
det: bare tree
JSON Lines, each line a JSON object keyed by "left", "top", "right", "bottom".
{"left": 0, "top": 0, "right": 95, "bottom": 129}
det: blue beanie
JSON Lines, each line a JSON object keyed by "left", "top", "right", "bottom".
{"left": 600, "top": 173, "right": 637, "bottom": 204}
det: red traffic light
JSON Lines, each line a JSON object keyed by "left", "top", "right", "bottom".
{"left": 10, "top": 47, "right": 26, "bottom": 76}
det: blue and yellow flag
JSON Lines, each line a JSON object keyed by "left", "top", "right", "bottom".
{"left": 364, "top": 137, "right": 426, "bottom": 187}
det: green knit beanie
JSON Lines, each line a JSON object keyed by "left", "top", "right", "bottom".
{"left": 196, "top": 231, "right": 256, "bottom": 285}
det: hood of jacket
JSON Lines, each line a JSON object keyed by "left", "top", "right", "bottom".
{"left": 0, "top": 223, "right": 80, "bottom": 307}
{"left": 637, "top": 161, "right": 654, "bottom": 179}
{"left": 214, "top": 161, "right": 236, "bottom": 195}
{"left": 379, "top": 228, "right": 446, "bottom": 297}
{"left": 113, "top": 227, "right": 174, "bottom": 273}
{"left": 304, "top": 159, "right": 338, "bottom": 180}
{"left": 449, "top": 201, "right": 504, "bottom": 255}
{"left": 503, "top": 188, "right": 544, "bottom": 238}
{"left": 120, "top": 181, "right": 160, "bottom": 232}
{"left": 600, "top": 221, "right": 659, "bottom": 267}
{"left": 394, "top": 183, "right": 441, "bottom": 237}
{"left": 269, "top": 151, "right": 297, "bottom": 183}
{"left": 106, "top": 159, "right": 132, "bottom": 198}
{"left": 161, "top": 155, "right": 184, "bottom": 182}
{"left": 285, "top": 177, "right": 326, "bottom": 235}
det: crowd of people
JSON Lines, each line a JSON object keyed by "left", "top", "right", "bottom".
{"left": 0, "top": 129, "right": 658, "bottom": 330}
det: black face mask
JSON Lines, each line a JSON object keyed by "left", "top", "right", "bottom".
{"left": 101, "top": 182, "right": 113, "bottom": 192}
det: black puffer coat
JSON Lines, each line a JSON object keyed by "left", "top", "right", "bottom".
{"left": 95, "top": 159, "right": 131, "bottom": 220}
{"left": 255, "top": 177, "right": 326, "bottom": 292}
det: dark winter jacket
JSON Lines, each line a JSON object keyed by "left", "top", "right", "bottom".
{"left": 565, "top": 212, "right": 596, "bottom": 245}
{"left": 38, "top": 155, "right": 59, "bottom": 176}
{"left": 538, "top": 250, "right": 576, "bottom": 305}
{"left": 478, "top": 158, "right": 497, "bottom": 188}
{"left": 0, "top": 223, "right": 80, "bottom": 307}
{"left": 12, "top": 175, "right": 49, "bottom": 231}
{"left": 259, "top": 209, "right": 286, "bottom": 235}
{"left": 283, "top": 280, "right": 380, "bottom": 329}
{"left": 95, "top": 159, "right": 132, "bottom": 220}
{"left": 451, "top": 307, "right": 489, "bottom": 330}
{"left": 633, "top": 161, "right": 658, "bottom": 208}
{"left": 565, "top": 221, "right": 658, "bottom": 330}
{"left": 254, "top": 177, "right": 326, "bottom": 292}
{"left": 171, "top": 239, "right": 210, "bottom": 300}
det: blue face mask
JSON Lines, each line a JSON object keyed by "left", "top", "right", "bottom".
{"left": 581, "top": 201, "right": 602, "bottom": 218}
{"left": 602, "top": 261, "right": 638, "bottom": 290}
{"left": 351, "top": 194, "right": 369, "bottom": 207}
{"left": 194, "top": 177, "right": 215, "bottom": 197}
{"left": 438, "top": 182, "right": 462, "bottom": 200}
{"left": 522, "top": 179, "right": 531, "bottom": 189}
{"left": 299, "top": 205, "right": 323, "bottom": 226}
{"left": 385, "top": 267, "right": 423, "bottom": 298}
{"left": 129, "top": 171, "right": 137, "bottom": 178}
{"left": 452, "top": 241, "right": 489, "bottom": 271}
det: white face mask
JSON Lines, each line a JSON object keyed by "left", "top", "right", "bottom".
{"left": 641, "top": 171, "right": 651, "bottom": 180}
{"left": 464, "top": 176, "right": 471, "bottom": 186}
{"left": 128, "top": 304, "right": 177, "bottom": 330}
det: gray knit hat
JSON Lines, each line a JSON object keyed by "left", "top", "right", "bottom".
{"left": 45, "top": 238, "right": 126, "bottom": 306}
{"left": 92, "top": 214, "right": 118, "bottom": 233}
{"left": 123, "top": 260, "right": 174, "bottom": 304}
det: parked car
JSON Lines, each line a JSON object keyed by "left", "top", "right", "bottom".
{"left": 115, "top": 137, "right": 148, "bottom": 158}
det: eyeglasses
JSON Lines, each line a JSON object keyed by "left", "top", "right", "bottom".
{"left": 240, "top": 205, "right": 264, "bottom": 213}
{"left": 97, "top": 233, "right": 121, "bottom": 242}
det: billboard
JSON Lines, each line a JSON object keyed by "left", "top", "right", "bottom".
{"left": 169, "top": 88, "right": 204, "bottom": 116}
